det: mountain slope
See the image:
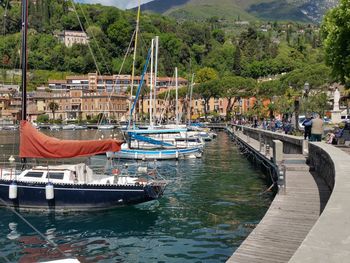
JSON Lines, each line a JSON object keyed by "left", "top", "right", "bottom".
{"left": 139, "top": 0, "right": 339, "bottom": 22}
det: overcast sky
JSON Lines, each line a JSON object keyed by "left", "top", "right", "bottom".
{"left": 76, "top": 0, "right": 154, "bottom": 9}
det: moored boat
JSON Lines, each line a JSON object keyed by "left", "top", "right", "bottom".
{"left": 107, "top": 144, "right": 202, "bottom": 160}
{"left": 98, "top": 124, "right": 115, "bottom": 130}
{"left": 0, "top": 0, "right": 167, "bottom": 212}
{"left": 0, "top": 162, "right": 166, "bottom": 211}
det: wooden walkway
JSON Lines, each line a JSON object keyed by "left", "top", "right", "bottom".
{"left": 227, "top": 131, "right": 331, "bottom": 263}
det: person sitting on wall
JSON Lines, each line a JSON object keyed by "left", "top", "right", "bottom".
{"left": 310, "top": 114, "right": 323, "bottom": 142}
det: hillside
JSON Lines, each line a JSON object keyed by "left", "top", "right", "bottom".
{"left": 140, "top": 0, "right": 339, "bottom": 22}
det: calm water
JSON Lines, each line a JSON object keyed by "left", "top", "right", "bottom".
{"left": 0, "top": 130, "right": 272, "bottom": 262}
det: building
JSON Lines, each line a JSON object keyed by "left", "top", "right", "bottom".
{"left": 45, "top": 90, "right": 128, "bottom": 121}
{"left": 48, "top": 73, "right": 188, "bottom": 93}
{"left": 56, "top": 30, "right": 89, "bottom": 47}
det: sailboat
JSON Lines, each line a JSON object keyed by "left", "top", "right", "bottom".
{"left": 0, "top": 0, "right": 167, "bottom": 212}
{"left": 112, "top": 42, "right": 204, "bottom": 160}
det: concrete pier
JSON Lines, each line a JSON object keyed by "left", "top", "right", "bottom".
{"left": 227, "top": 125, "right": 350, "bottom": 263}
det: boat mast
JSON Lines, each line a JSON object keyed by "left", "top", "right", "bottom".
{"left": 129, "top": 0, "right": 141, "bottom": 127}
{"left": 154, "top": 36, "right": 159, "bottom": 125}
{"left": 150, "top": 38, "right": 154, "bottom": 128}
{"left": 20, "top": 0, "right": 28, "bottom": 166}
{"left": 21, "top": 0, "right": 28, "bottom": 121}
{"left": 188, "top": 73, "right": 194, "bottom": 126}
{"left": 175, "top": 67, "right": 178, "bottom": 127}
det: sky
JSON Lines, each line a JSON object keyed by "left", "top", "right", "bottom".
{"left": 76, "top": 0, "right": 154, "bottom": 9}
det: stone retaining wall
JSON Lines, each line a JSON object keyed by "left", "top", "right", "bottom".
{"left": 229, "top": 126, "right": 350, "bottom": 262}
{"left": 233, "top": 125, "right": 304, "bottom": 154}
{"left": 289, "top": 143, "right": 350, "bottom": 262}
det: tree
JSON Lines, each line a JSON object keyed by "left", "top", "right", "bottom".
{"left": 194, "top": 80, "right": 220, "bottom": 119}
{"left": 322, "top": 0, "right": 350, "bottom": 85}
{"left": 257, "top": 80, "right": 283, "bottom": 119}
{"left": 233, "top": 44, "right": 241, "bottom": 76}
{"left": 48, "top": 101, "right": 59, "bottom": 120}
{"left": 220, "top": 76, "right": 256, "bottom": 120}
{"left": 195, "top": 67, "right": 218, "bottom": 83}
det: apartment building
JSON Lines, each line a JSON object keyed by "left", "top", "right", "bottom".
{"left": 34, "top": 90, "right": 128, "bottom": 121}
{"left": 56, "top": 30, "right": 89, "bottom": 47}
{"left": 48, "top": 73, "right": 188, "bottom": 93}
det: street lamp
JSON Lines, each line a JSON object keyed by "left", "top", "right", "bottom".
{"left": 303, "top": 82, "right": 310, "bottom": 117}
{"left": 304, "top": 82, "right": 310, "bottom": 97}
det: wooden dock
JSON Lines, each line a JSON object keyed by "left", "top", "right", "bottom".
{"left": 227, "top": 131, "right": 331, "bottom": 263}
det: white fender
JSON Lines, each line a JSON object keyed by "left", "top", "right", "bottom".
{"left": 45, "top": 183, "right": 54, "bottom": 200}
{"left": 9, "top": 182, "right": 17, "bottom": 199}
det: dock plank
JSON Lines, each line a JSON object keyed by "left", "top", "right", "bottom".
{"left": 227, "top": 130, "right": 331, "bottom": 263}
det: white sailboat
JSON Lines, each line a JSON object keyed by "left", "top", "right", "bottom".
{"left": 0, "top": 0, "right": 167, "bottom": 212}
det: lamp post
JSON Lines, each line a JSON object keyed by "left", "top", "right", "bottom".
{"left": 303, "top": 81, "right": 310, "bottom": 117}
{"left": 304, "top": 82, "right": 310, "bottom": 97}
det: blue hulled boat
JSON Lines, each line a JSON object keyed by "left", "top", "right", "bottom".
{"left": 0, "top": 0, "right": 167, "bottom": 212}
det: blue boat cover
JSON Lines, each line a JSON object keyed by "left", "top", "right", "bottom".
{"left": 127, "top": 128, "right": 187, "bottom": 134}
{"left": 130, "top": 133, "right": 174, "bottom": 147}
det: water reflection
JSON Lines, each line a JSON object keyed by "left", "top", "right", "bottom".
{"left": 0, "top": 131, "right": 272, "bottom": 262}
{"left": 1, "top": 207, "right": 159, "bottom": 262}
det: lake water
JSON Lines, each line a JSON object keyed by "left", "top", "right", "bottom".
{"left": 0, "top": 130, "right": 272, "bottom": 262}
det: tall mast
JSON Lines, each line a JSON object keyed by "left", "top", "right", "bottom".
{"left": 21, "top": 0, "right": 28, "bottom": 121}
{"left": 154, "top": 36, "right": 159, "bottom": 124}
{"left": 175, "top": 67, "right": 178, "bottom": 127}
{"left": 150, "top": 38, "right": 154, "bottom": 128}
{"left": 188, "top": 73, "right": 195, "bottom": 126}
{"left": 130, "top": 0, "right": 141, "bottom": 125}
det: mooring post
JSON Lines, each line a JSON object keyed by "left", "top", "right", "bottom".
{"left": 273, "top": 140, "right": 283, "bottom": 165}
{"left": 259, "top": 133, "right": 263, "bottom": 152}
{"left": 278, "top": 164, "right": 286, "bottom": 194}
{"left": 265, "top": 144, "right": 270, "bottom": 157}
{"left": 302, "top": 139, "right": 309, "bottom": 156}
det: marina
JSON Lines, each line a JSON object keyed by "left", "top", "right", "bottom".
{"left": 0, "top": 0, "right": 348, "bottom": 261}
{"left": 0, "top": 131, "right": 272, "bottom": 262}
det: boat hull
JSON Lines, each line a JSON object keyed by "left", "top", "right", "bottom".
{"left": 110, "top": 147, "right": 203, "bottom": 160}
{"left": 0, "top": 180, "right": 165, "bottom": 212}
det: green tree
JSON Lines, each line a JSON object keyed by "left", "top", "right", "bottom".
{"left": 195, "top": 67, "right": 218, "bottom": 83}
{"left": 194, "top": 80, "right": 220, "bottom": 119}
{"left": 233, "top": 44, "right": 241, "bottom": 76}
{"left": 322, "top": 0, "right": 350, "bottom": 84}
{"left": 220, "top": 76, "right": 256, "bottom": 120}
{"left": 48, "top": 101, "right": 59, "bottom": 120}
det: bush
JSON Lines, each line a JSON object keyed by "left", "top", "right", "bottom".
{"left": 37, "top": 114, "right": 49, "bottom": 123}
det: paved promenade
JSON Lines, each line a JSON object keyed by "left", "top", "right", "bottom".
{"left": 227, "top": 129, "right": 331, "bottom": 263}
{"left": 335, "top": 145, "right": 350, "bottom": 155}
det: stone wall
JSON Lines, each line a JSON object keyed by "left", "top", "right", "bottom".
{"left": 289, "top": 143, "right": 350, "bottom": 263}
{"left": 234, "top": 125, "right": 304, "bottom": 154}
{"left": 308, "top": 143, "right": 335, "bottom": 190}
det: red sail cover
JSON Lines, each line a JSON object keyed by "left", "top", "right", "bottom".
{"left": 20, "top": 121, "right": 122, "bottom": 158}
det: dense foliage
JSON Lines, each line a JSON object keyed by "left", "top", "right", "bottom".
{"left": 0, "top": 1, "right": 334, "bottom": 118}
{"left": 322, "top": 0, "right": 350, "bottom": 86}
{"left": 0, "top": 2, "right": 325, "bottom": 78}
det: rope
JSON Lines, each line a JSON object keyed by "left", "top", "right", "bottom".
{"left": 0, "top": 197, "right": 69, "bottom": 259}
{"left": 76, "top": 3, "right": 112, "bottom": 75}
{"left": 70, "top": 1, "right": 101, "bottom": 76}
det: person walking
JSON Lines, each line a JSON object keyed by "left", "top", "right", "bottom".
{"left": 302, "top": 115, "right": 313, "bottom": 140}
{"left": 310, "top": 114, "right": 323, "bottom": 142}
